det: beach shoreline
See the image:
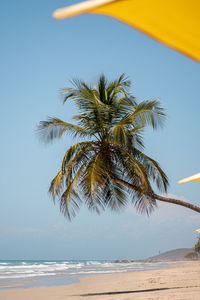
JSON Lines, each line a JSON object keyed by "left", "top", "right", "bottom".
{"left": 0, "top": 261, "right": 199, "bottom": 299}
{"left": 0, "top": 259, "right": 176, "bottom": 290}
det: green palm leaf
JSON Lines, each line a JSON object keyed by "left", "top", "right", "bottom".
{"left": 80, "top": 152, "right": 106, "bottom": 213}
{"left": 59, "top": 166, "right": 84, "bottom": 220}
{"left": 37, "top": 117, "right": 90, "bottom": 143}
{"left": 125, "top": 100, "right": 166, "bottom": 129}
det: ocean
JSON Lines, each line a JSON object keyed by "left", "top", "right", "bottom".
{"left": 0, "top": 260, "right": 173, "bottom": 290}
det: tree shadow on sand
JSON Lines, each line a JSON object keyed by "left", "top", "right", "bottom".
{"left": 79, "top": 287, "right": 171, "bottom": 297}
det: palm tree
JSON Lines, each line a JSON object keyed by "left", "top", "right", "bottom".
{"left": 37, "top": 74, "right": 200, "bottom": 220}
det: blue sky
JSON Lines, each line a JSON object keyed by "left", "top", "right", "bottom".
{"left": 0, "top": 0, "right": 200, "bottom": 260}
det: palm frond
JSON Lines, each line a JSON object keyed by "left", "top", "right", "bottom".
{"left": 109, "top": 73, "right": 131, "bottom": 102}
{"left": 64, "top": 143, "right": 95, "bottom": 187}
{"left": 117, "top": 95, "right": 137, "bottom": 107}
{"left": 61, "top": 141, "right": 95, "bottom": 172}
{"left": 59, "top": 165, "right": 84, "bottom": 220}
{"left": 109, "top": 124, "right": 127, "bottom": 145}
{"left": 134, "top": 194, "right": 157, "bottom": 216}
{"left": 98, "top": 74, "right": 107, "bottom": 104}
{"left": 111, "top": 99, "right": 165, "bottom": 131}
{"left": 112, "top": 144, "right": 153, "bottom": 193}
{"left": 37, "top": 117, "right": 90, "bottom": 143}
{"left": 133, "top": 150, "right": 169, "bottom": 192}
{"left": 104, "top": 165, "right": 128, "bottom": 211}
{"left": 49, "top": 170, "right": 65, "bottom": 200}
{"left": 125, "top": 100, "right": 166, "bottom": 129}
{"left": 80, "top": 153, "right": 106, "bottom": 213}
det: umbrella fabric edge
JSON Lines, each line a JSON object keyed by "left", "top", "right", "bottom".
{"left": 178, "top": 173, "right": 200, "bottom": 184}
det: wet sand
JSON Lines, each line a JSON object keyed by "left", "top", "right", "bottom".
{"left": 0, "top": 261, "right": 200, "bottom": 300}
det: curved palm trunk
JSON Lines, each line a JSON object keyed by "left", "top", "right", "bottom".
{"left": 111, "top": 177, "right": 200, "bottom": 214}
{"left": 154, "top": 194, "right": 200, "bottom": 213}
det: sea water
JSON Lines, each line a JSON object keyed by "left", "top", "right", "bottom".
{"left": 0, "top": 260, "right": 173, "bottom": 290}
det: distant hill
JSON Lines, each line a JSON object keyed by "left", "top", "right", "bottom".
{"left": 147, "top": 248, "right": 193, "bottom": 261}
{"left": 114, "top": 248, "right": 195, "bottom": 263}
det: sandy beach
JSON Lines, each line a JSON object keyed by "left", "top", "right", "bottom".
{"left": 0, "top": 261, "right": 200, "bottom": 300}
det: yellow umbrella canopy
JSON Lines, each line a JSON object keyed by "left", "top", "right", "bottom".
{"left": 196, "top": 229, "right": 200, "bottom": 233}
{"left": 178, "top": 173, "right": 200, "bottom": 184}
{"left": 53, "top": 0, "right": 200, "bottom": 62}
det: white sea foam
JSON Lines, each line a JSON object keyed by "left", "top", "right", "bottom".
{"left": 0, "top": 260, "right": 171, "bottom": 281}
{"left": 0, "top": 273, "right": 56, "bottom": 279}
